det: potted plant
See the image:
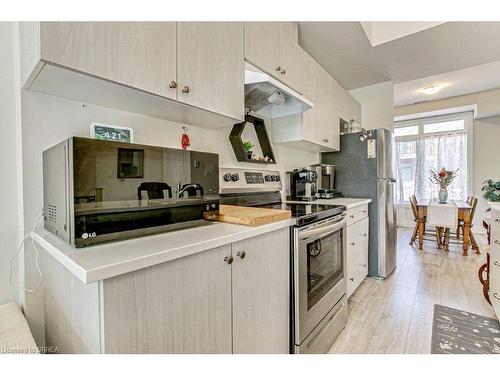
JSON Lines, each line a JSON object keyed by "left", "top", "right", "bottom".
{"left": 429, "top": 167, "right": 458, "bottom": 203}
{"left": 481, "top": 179, "right": 500, "bottom": 211}
{"left": 243, "top": 141, "right": 254, "bottom": 159}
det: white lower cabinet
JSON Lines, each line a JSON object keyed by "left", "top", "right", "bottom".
{"left": 231, "top": 228, "right": 290, "bottom": 353}
{"left": 346, "top": 208, "right": 369, "bottom": 298}
{"left": 101, "top": 244, "right": 232, "bottom": 353}
{"left": 43, "top": 228, "right": 290, "bottom": 353}
{"left": 489, "top": 207, "right": 500, "bottom": 318}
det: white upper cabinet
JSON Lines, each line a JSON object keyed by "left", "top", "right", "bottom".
{"left": 351, "top": 95, "right": 362, "bottom": 124}
{"left": 177, "top": 22, "right": 244, "bottom": 121}
{"left": 337, "top": 86, "right": 361, "bottom": 125}
{"left": 244, "top": 22, "right": 304, "bottom": 93}
{"left": 273, "top": 55, "right": 340, "bottom": 152}
{"left": 244, "top": 22, "right": 280, "bottom": 78}
{"left": 278, "top": 25, "right": 310, "bottom": 94}
{"left": 26, "top": 21, "right": 359, "bottom": 133}
{"left": 302, "top": 59, "right": 337, "bottom": 149}
{"left": 24, "top": 22, "right": 244, "bottom": 129}
{"left": 278, "top": 22, "right": 299, "bottom": 42}
{"left": 41, "top": 22, "right": 178, "bottom": 100}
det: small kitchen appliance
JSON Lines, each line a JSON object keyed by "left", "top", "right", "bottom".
{"left": 286, "top": 168, "right": 318, "bottom": 202}
{"left": 220, "top": 167, "right": 348, "bottom": 354}
{"left": 307, "top": 164, "right": 340, "bottom": 199}
{"left": 43, "top": 137, "right": 220, "bottom": 247}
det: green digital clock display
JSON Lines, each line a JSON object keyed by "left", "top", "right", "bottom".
{"left": 90, "top": 123, "right": 133, "bottom": 143}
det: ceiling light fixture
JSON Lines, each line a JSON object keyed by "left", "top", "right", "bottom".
{"left": 421, "top": 85, "right": 443, "bottom": 95}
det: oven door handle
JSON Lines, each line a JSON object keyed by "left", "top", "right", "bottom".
{"left": 299, "top": 215, "right": 346, "bottom": 241}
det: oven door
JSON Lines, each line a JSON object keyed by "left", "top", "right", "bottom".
{"left": 294, "top": 214, "right": 347, "bottom": 344}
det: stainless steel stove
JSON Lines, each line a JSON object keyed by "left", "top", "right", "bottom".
{"left": 220, "top": 168, "right": 348, "bottom": 353}
{"left": 219, "top": 168, "right": 344, "bottom": 226}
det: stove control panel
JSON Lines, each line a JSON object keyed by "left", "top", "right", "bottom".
{"left": 219, "top": 168, "right": 282, "bottom": 194}
{"left": 245, "top": 171, "right": 264, "bottom": 184}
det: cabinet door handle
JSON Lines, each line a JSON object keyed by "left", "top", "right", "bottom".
{"left": 276, "top": 66, "right": 282, "bottom": 72}
{"left": 495, "top": 218, "right": 500, "bottom": 222}
{"left": 493, "top": 292, "right": 500, "bottom": 301}
{"left": 361, "top": 264, "right": 367, "bottom": 268}
{"left": 281, "top": 69, "right": 286, "bottom": 75}
{"left": 349, "top": 277, "right": 354, "bottom": 282}
{"left": 494, "top": 261, "right": 500, "bottom": 267}
{"left": 362, "top": 233, "right": 368, "bottom": 237}
{"left": 224, "top": 256, "right": 233, "bottom": 265}
{"left": 182, "top": 86, "right": 190, "bottom": 94}
{"left": 362, "top": 210, "right": 367, "bottom": 213}
{"left": 349, "top": 214, "right": 355, "bottom": 219}
{"left": 350, "top": 242, "right": 355, "bottom": 246}
{"left": 168, "top": 80, "right": 177, "bottom": 89}
{"left": 236, "top": 251, "right": 246, "bottom": 259}
{"left": 495, "top": 240, "right": 500, "bottom": 245}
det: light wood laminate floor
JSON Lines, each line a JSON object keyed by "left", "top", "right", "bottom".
{"left": 329, "top": 227, "right": 496, "bottom": 354}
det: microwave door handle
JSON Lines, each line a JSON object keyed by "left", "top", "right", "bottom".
{"left": 299, "top": 217, "right": 346, "bottom": 241}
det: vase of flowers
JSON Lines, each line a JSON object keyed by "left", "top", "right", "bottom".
{"left": 430, "top": 167, "right": 458, "bottom": 203}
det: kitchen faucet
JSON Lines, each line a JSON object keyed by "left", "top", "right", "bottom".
{"left": 178, "top": 183, "right": 203, "bottom": 198}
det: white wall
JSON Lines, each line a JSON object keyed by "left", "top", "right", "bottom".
{"left": 349, "top": 81, "right": 394, "bottom": 131}
{"left": 394, "top": 91, "right": 500, "bottom": 233}
{"left": 473, "top": 116, "right": 500, "bottom": 231}
{"left": 20, "top": 90, "right": 319, "bottom": 344}
{"left": 0, "top": 22, "right": 22, "bottom": 306}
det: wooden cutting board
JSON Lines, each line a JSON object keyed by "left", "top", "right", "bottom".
{"left": 204, "top": 204, "right": 292, "bottom": 227}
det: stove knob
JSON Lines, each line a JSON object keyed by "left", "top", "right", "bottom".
{"left": 265, "top": 175, "right": 272, "bottom": 182}
{"left": 223, "top": 173, "right": 232, "bottom": 182}
{"left": 231, "top": 173, "right": 240, "bottom": 182}
{"left": 275, "top": 175, "right": 280, "bottom": 182}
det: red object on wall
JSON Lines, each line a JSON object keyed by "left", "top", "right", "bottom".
{"left": 181, "top": 128, "right": 190, "bottom": 150}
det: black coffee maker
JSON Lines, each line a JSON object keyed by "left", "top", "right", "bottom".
{"left": 286, "top": 168, "right": 318, "bottom": 201}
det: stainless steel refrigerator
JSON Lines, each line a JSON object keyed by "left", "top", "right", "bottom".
{"left": 322, "top": 128, "right": 397, "bottom": 278}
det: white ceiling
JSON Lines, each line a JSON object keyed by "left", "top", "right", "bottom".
{"left": 393, "top": 61, "right": 500, "bottom": 107}
{"left": 298, "top": 22, "right": 500, "bottom": 97}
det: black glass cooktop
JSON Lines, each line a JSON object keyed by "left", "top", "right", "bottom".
{"left": 257, "top": 202, "right": 346, "bottom": 227}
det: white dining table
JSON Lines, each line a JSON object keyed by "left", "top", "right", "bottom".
{"left": 415, "top": 199, "right": 479, "bottom": 256}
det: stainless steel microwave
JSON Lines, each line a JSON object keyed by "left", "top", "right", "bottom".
{"left": 43, "top": 137, "right": 219, "bottom": 247}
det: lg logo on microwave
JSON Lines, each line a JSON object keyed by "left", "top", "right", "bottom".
{"left": 81, "top": 232, "right": 97, "bottom": 239}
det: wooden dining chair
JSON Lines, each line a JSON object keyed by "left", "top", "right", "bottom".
{"left": 445, "top": 197, "right": 478, "bottom": 252}
{"left": 409, "top": 195, "right": 444, "bottom": 249}
{"left": 467, "top": 197, "right": 479, "bottom": 248}
{"left": 409, "top": 195, "right": 419, "bottom": 245}
{"left": 456, "top": 196, "right": 473, "bottom": 238}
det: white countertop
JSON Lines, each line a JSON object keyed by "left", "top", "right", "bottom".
{"left": 35, "top": 218, "right": 295, "bottom": 284}
{"left": 489, "top": 202, "right": 500, "bottom": 211}
{"left": 287, "top": 197, "right": 372, "bottom": 209}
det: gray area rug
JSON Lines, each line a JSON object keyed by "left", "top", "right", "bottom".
{"left": 431, "top": 304, "right": 500, "bottom": 354}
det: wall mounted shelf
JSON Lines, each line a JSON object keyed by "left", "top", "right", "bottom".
{"left": 229, "top": 115, "right": 276, "bottom": 164}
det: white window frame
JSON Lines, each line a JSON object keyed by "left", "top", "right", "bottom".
{"left": 394, "top": 111, "right": 474, "bottom": 202}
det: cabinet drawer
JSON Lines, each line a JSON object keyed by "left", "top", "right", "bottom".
{"left": 356, "top": 217, "right": 369, "bottom": 278}
{"left": 489, "top": 212, "right": 500, "bottom": 318}
{"left": 490, "top": 209, "right": 500, "bottom": 240}
{"left": 346, "top": 204, "right": 368, "bottom": 226}
{"left": 346, "top": 217, "right": 369, "bottom": 298}
{"left": 490, "top": 261, "right": 500, "bottom": 318}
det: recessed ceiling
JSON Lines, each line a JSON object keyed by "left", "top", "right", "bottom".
{"left": 394, "top": 61, "right": 500, "bottom": 107}
{"left": 298, "top": 22, "right": 500, "bottom": 91}
{"left": 360, "top": 22, "right": 445, "bottom": 46}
